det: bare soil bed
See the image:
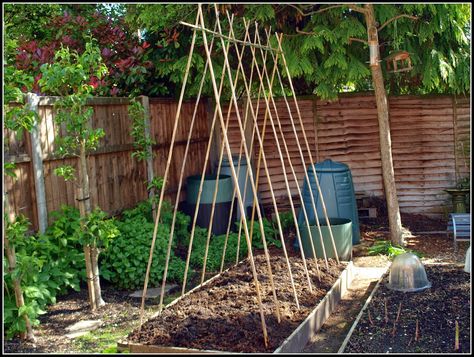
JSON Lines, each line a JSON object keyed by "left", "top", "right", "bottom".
{"left": 345, "top": 264, "right": 471, "bottom": 354}
{"left": 127, "top": 253, "right": 346, "bottom": 353}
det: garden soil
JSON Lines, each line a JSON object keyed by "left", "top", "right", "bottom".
{"left": 127, "top": 253, "right": 346, "bottom": 353}
{"left": 345, "top": 264, "right": 470, "bottom": 353}
{"left": 4, "top": 213, "right": 470, "bottom": 354}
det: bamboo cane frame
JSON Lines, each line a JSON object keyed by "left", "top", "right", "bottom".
{"left": 214, "top": 27, "right": 262, "bottom": 271}
{"left": 275, "top": 33, "right": 340, "bottom": 264}
{"left": 199, "top": 19, "right": 256, "bottom": 285}
{"left": 180, "top": 15, "right": 237, "bottom": 297}
{"left": 157, "top": 22, "right": 220, "bottom": 312}
{"left": 264, "top": 28, "right": 339, "bottom": 265}
{"left": 253, "top": 26, "right": 327, "bottom": 272}
{"left": 256, "top": 31, "right": 331, "bottom": 268}
{"left": 211, "top": 5, "right": 282, "bottom": 323}
{"left": 219, "top": 30, "right": 266, "bottom": 271}
{"left": 226, "top": 17, "right": 301, "bottom": 309}
{"left": 197, "top": 5, "right": 269, "bottom": 346}
{"left": 243, "top": 19, "right": 320, "bottom": 288}
{"left": 139, "top": 13, "right": 199, "bottom": 326}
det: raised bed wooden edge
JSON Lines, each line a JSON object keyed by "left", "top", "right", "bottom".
{"left": 118, "top": 261, "right": 355, "bottom": 353}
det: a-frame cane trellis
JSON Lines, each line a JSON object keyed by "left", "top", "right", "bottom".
{"left": 139, "top": 4, "right": 338, "bottom": 348}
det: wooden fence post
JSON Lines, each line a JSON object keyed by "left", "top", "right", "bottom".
{"left": 27, "top": 93, "right": 47, "bottom": 233}
{"left": 139, "top": 96, "right": 155, "bottom": 194}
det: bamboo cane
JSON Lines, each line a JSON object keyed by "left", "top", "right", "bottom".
{"left": 139, "top": 12, "right": 199, "bottom": 326}
{"left": 212, "top": 6, "right": 282, "bottom": 324}
{"left": 197, "top": 5, "right": 269, "bottom": 347}
{"left": 180, "top": 15, "right": 237, "bottom": 297}
{"left": 157, "top": 22, "right": 220, "bottom": 313}
{"left": 245, "top": 19, "right": 317, "bottom": 289}
{"left": 275, "top": 33, "right": 340, "bottom": 264}
{"left": 255, "top": 28, "right": 325, "bottom": 274}
{"left": 228, "top": 19, "right": 301, "bottom": 309}
{"left": 264, "top": 28, "right": 335, "bottom": 266}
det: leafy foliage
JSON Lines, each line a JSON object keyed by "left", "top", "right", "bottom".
{"left": 128, "top": 98, "right": 155, "bottom": 162}
{"left": 100, "top": 200, "right": 189, "bottom": 289}
{"left": 244, "top": 217, "right": 282, "bottom": 249}
{"left": 188, "top": 227, "right": 248, "bottom": 273}
{"left": 124, "top": 4, "right": 470, "bottom": 98}
{"left": 367, "top": 240, "right": 422, "bottom": 259}
{"left": 3, "top": 208, "right": 87, "bottom": 339}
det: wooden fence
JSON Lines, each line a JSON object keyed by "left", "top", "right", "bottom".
{"left": 4, "top": 97, "right": 211, "bottom": 231}
{"left": 224, "top": 93, "right": 471, "bottom": 218}
{"left": 4, "top": 93, "right": 470, "bottom": 231}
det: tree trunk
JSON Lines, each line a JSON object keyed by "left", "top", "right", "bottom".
{"left": 78, "top": 141, "right": 104, "bottom": 309}
{"left": 90, "top": 247, "right": 105, "bottom": 307}
{"left": 4, "top": 197, "right": 36, "bottom": 342}
{"left": 364, "top": 4, "right": 404, "bottom": 245}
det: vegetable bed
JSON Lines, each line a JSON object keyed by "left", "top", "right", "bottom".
{"left": 344, "top": 264, "right": 470, "bottom": 353}
{"left": 127, "top": 253, "right": 346, "bottom": 353}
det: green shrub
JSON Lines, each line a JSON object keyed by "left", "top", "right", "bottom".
{"left": 4, "top": 206, "right": 90, "bottom": 339}
{"left": 4, "top": 205, "right": 119, "bottom": 339}
{"left": 101, "top": 202, "right": 189, "bottom": 289}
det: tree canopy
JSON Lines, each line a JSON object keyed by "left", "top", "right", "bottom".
{"left": 4, "top": 3, "right": 471, "bottom": 99}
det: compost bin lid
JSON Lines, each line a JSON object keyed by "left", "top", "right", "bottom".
{"left": 313, "top": 159, "right": 349, "bottom": 173}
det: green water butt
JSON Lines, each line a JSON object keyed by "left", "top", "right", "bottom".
{"left": 299, "top": 217, "right": 352, "bottom": 261}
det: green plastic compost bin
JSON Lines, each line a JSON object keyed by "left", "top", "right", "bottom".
{"left": 186, "top": 174, "right": 234, "bottom": 235}
{"left": 299, "top": 217, "right": 352, "bottom": 261}
{"left": 298, "top": 159, "right": 360, "bottom": 245}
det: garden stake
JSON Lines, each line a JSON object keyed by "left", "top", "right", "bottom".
{"left": 275, "top": 32, "right": 339, "bottom": 265}
{"left": 213, "top": 5, "right": 282, "bottom": 323}
{"left": 367, "top": 308, "right": 374, "bottom": 326}
{"left": 158, "top": 22, "right": 220, "bottom": 312}
{"left": 197, "top": 4, "right": 269, "bottom": 346}
{"left": 391, "top": 302, "right": 402, "bottom": 336}
{"left": 244, "top": 17, "right": 316, "bottom": 291}
{"left": 415, "top": 319, "right": 420, "bottom": 342}
{"left": 455, "top": 320, "right": 459, "bottom": 350}
{"left": 140, "top": 10, "right": 199, "bottom": 326}
{"left": 227, "top": 16, "right": 301, "bottom": 310}
{"left": 384, "top": 297, "right": 389, "bottom": 324}
{"left": 266, "top": 29, "right": 336, "bottom": 266}
{"left": 256, "top": 27, "right": 325, "bottom": 274}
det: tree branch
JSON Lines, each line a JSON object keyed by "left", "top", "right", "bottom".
{"left": 378, "top": 14, "right": 418, "bottom": 31}
{"left": 287, "top": 4, "right": 363, "bottom": 17}
{"left": 349, "top": 37, "right": 369, "bottom": 45}
{"left": 296, "top": 27, "right": 317, "bottom": 35}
